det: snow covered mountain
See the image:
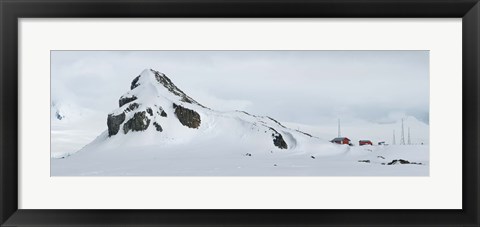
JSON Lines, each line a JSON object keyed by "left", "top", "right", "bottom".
{"left": 92, "top": 68, "right": 335, "bottom": 152}
{"left": 51, "top": 100, "right": 86, "bottom": 122}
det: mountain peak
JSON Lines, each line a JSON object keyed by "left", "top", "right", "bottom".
{"left": 107, "top": 68, "right": 206, "bottom": 137}
{"left": 129, "top": 69, "right": 203, "bottom": 107}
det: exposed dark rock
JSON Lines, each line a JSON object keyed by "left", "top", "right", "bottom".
{"left": 173, "top": 104, "right": 201, "bottom": 128}
{"left": 272, "top": 133, "right": 288, "bottom": 149}
{"left": 358, "top": 160, "right": 371, "bottom": 163}
{"left": 268, "top": 127, "right": 288, "bottom": 149}
{"left": 295, "top": 129, "right": 313, "bottom": 137}
{"left": 125, "top": 103, "right": 139, "bottom": 112}
{"left": 146, "top": 108, "right": 153, "bottom": 116}
{"left": 377, "top": 156, "right": 386, "bottom": 159}
{"left": 160, "top": 110, "right": 167, "bottom": 117}
{"left": 151, "top": 70, "right": 198, "bottom": 104}
{"left": 388, "top": 159, "right": 410, "bottom": 165}
{"left": 155, "top": 106, "right": 168, "bottom": 117}
{"left": 311, "top": 155, "right": 316, "bottom": 159}
{"left": 181, "top": 96, "right": 193, "bottom": 104}
{"left": 153, "top": 122, "right": 163, "bottom": 132}
{"left": 387, "top": 159, "right": 422, "bottom": 165}
{"left": 119, "top": 95, "right": 138, "bottom": 107}
{"left": 150, "top": 70, "right": 209, "bottom": 109}
{"left": 267, "top": 116, "right": 286, "bottom": 128}
{"left": 237, "top": 110, "right": 257, "bottom": 117}
{"left": 156, "top": 107, "right": 168, "bottom": 117}
{"left": 130, "top": 75, "right": 141, "bottom": 90}
{"left": 55, "top": 111, "right": 64, "bottom": 120}
{"left": 107, "top": 112, "right": 126, "bottom": 136}
{"left": 245, "top": 153, "right": 252, "bottom": 157}
{"left": 123, "top": 111, "right": 150, "bottom": 134}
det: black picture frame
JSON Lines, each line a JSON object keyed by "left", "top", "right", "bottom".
{"left": 1, "top": 0, "right": 479, "bottom": 226}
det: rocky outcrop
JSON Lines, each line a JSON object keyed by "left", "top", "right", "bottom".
{"left": 157, "top": 107, "right": 167, "bottom": 117}
{"left": 267, "top": 116, "right": 286, "bottom": 128}
{"left": 123, "top": 111, "right": 150, "bottom": 134}
{"left": 55, "top": 111, "right": 64, "bottom": 120}
{"left": 273, "top": 133, "right": 288, "bottom": 149}
{"left": 153, "top": 122, "right": 163, "bottom": 132}
{"left": 119, "top": 95, "right": 138, "bottom": 107}
{"left": 125, "top": 103, "right": 139, "bottom": 112}
{"left": 173, "top": 103, "right": 201, "bottom": 128}
{"left": 387, "top": 159, "right": 422, "bottom": 165}
{"left": 154, "top": 71, "right": 192, "bottom": 101}
{"left": 130, "top": 75, "right": 140, "bottom": 90}
{"left": 150, "top": 70, "right": 208, "bottom": 108}
{"left": 269, "top": 128, "right": 288, "bottom": 149}
{"left": 107, "top": 112, "right": 126, "bottom": 136}
{"left": 295, "top": 129, "right": 313, "bottom": 138}
{"left": 146, "top": 108, "right": 153, "bottom": 116}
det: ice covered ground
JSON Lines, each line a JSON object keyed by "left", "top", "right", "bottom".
{"left": 51, "top": 134, "right": 428, "bottom": 176}
{"left": 51, "top": 118, "right": 429, "bottom": 176}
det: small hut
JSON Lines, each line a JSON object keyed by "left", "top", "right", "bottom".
{"left": 331, "top": 137, "right": 351, "bottom": 145}
{"left": 359, "top": 140, "right": 373, "bottom": 146}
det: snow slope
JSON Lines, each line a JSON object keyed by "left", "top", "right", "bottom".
{"left": 51, "top": 100, "right": 105, "bottom": 158}
{"left": 51, "top": 69, "right": 428, "bottom": 176}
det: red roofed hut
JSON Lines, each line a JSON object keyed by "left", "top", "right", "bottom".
{"left": 359, "top": 140, "right": 373, "bottom": 146}
{"left": 331, "top": 137, "right": 351, "bottom": 145}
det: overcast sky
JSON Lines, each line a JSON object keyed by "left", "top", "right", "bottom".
{"left": 51, "top": 50, "right": 429, "bottom": 126}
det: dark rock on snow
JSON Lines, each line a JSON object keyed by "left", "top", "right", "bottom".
{"left": 269, "top": 127, "right": 288, "bottom": 149}
{"left": 273, "top": 133, "right": 288, "bottom": 149}
{"left": 387, "top": 159, "right": 422, "bottom": 165}
{"left": 119, "top": 95, "right": 138, "bottom": 107}
{"left": 107, "top": 112, "right": 126, "bottom": 136}
{"left": 267, "top": 116, "right": 286, "bottom": 128}
{"left": 55, "top": 111, "right": 64, "bottom": 120}
{"left": 153, "top": 122, "right": 163, "bottom": 132}
{"left": 173, "top": 103, "right": 201, "bottom": 129}
{"left": 130, "top": 75, "right": 141, "bottom": 90}
{"left": 158, "top": 107, "right": 167, "bottom": 117}
{"left": 125, "top": 103, "right": 139, "bottom": 112}
{"left": 152, "top": 70, "right": 197, "bottom": 105}
{"left": 123, "top": 111, "right": 150, "bottom": 134}
{"left": 295, "top": 129, "right": 313, "bottom": 137}
{"left": 146, "top": 108, "right": 153, "bottom": 116}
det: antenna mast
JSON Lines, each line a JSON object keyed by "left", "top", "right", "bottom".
{"left": 338, "top": 119, "right": 341, "bottom": 137}
{"left": 400, "top": 118, "right": 405, "bottom": 145}
{"left": 408, "top": 127, "right": 411, "bottom": 145}
{"left": 393, "top": 130, "right": 396, "bottom": 145}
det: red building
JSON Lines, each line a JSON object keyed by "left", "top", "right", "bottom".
{"left": 331, "top": 137, "right": 351, "bottom": 145}
{"left": 359, "top": 140, "right": 373, "bottom": 146}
